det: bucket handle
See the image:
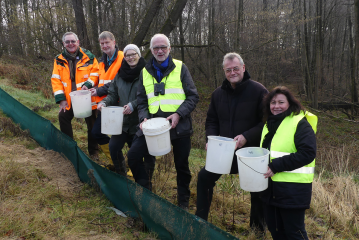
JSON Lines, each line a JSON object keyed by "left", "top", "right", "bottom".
{"left": 238, "top": 158, "right": 266, "bottom": 174}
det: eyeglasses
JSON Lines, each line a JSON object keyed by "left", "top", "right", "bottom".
{"left": 152, "top": 46, "right": 168, "bottom": 52}
{"left": 125, "top": 53, "right": 138, "bottom": 59}
{"left": 64, "top": 40, "right": 77, "bottom": 44}
{"left": 225, "top": 67, "right": 241, "bottom": 74}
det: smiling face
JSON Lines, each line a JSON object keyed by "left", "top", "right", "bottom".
{"left": 63, "top": 34, "right": 79, "bottom": 54}
{"left": 270, "top": 94, "right": 290, "bottom": 115}
{"left": 99, "top": 37, "right": 116, "bottom": 56}
{"left": 223, "top": 57, "right": 245, "bottom": 89}
{"left": 150, "top": 36, "right": 171, "bottom": 64}
{"left": 124, "top": 49, "right": 140, "bottom": 68}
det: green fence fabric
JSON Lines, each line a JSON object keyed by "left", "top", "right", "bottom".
{"left": 0, "top": 87, "right": 239, "bottom": 240}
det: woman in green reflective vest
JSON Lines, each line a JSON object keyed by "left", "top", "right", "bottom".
{"left": 260, "top": 86, "right": 317, "bottom": 240}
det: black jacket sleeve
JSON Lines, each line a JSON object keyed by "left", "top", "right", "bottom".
{"left": 269, "top": 118, "right": 317, "bottom": 173}
{"left": 136, "top": 71, "right": 151, "bottom": 122}
{"left": 241, "top": 85, "right": 268, "bottom": 146}
{"left": 175, "top": 64, "right": 199, "bottom": 118}
{"left": 96, "top": 82, "right": 111, "bottom": 97}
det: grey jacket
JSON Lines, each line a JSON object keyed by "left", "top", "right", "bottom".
{"left": 136, "top": 55, "right": 199, "bottom": 139}
{"left": 100, "top": 74, "right": 140, "bottom": 135}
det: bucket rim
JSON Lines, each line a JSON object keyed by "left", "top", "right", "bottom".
{"left": 143, "top": 125, "right": 171, "bottom": 136}
{"left": 69, "top": 90, "right": 91, "bottom": 96}
{"left": 103, "top": 106, "right": 124, "bottom": 109}
{"left": 235, "top": 147, "right": 270, "bottom": 158}
{"left": 207, "top": 135, "right": 236, "bottom": 142}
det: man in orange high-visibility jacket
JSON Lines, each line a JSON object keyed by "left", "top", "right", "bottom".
{"left": 82, "top": 31, "right": 124, "bottom": 163}
{"left": 51, "top": 32, "right": 99, "bottom": 158}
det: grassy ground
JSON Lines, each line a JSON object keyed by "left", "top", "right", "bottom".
{"left": 1, "top": 59, "right": 359, "bottom": 239}
{"left": 0, "top": 114, "right": 157, "bottom": 240}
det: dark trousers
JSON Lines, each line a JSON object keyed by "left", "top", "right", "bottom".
{"left": 59, "top": 107, "right": 98, "bottom": 155}
{"left": 91, "top": 111, "right": 111, "bottom": 145}
{"left": 195, "top": 164, "right": 265, "bottom": 231}
{"left": 127, "top": 135, "right": 192, "bottom": 207}
{"left": 264, "top": 205, "right": 308, "bottom": 240}
{"left": 109, "top": 131, "right": 155, "bottom": 176}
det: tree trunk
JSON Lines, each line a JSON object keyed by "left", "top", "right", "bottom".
{"left": 313, "top": 0, "right": 322, "bottom": 109}
{"left": 354, "top": 0, "right": 359, "bottom": 103}
{"left": 89, "top": 0, "right": 101, "bottom": 56}
{"left": 348, "top": 7, "right": 358, "bottom": 104}
{"left": 236, "top": 0, "right": 243, "bottom": 51}
{"left": 160, "top": 0, "right": 188, "bottom": 36}
{"left": 303, "top": 0, "right": 313, "bottom": 101}
{"left": 132, "top": 0, "right": 164, "bottom": 47}
{"left": 144, "top": 0, "right": 189, "bottom": 59}
{"left": 72, "top": 0, "right": 92, "bottom": 51}
{"left": 179, "top": 14, "right": 185, "bottom": 62}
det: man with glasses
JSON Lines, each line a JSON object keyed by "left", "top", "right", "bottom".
{"left": 82, "top": 31, "right": 124, "bottom": 165}
{"left": 195, "top": 52, "right": 268, "bottom": 233}
{"left": 51, "top": 32, "right": 99, "bottom": 158}
{"left": 127, "top": 33, "right": 199, "bottom": 210}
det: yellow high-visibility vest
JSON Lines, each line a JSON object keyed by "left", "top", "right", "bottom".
{"left": 260, "top": 111, "right": 317, "bottom": 183}
{"left": 142, "top": 59, "right": 186, "bottom": 114}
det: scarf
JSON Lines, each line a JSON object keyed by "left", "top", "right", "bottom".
{"left": 262, "top": 110, "right": 291, "bottom": 150}
{"left": 152, "top": 55, "right": 170, "bottom": 83}
{"left": 118, "top": 57, "right": 146, "bottom": 83}
{"left": 63, "top": 48, "right": 79, "bottom": 91}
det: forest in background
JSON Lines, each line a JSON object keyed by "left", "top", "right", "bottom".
{"left": 1, "top": 0, "right": 359, "bottom": 116}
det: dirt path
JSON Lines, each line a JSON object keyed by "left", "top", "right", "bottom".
{"left": 0, "top": 142, "right": 82, "bottom": 196}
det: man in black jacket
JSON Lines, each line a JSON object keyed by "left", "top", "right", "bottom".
{"left": 127, "top": 34, "right": 199, "bottom": 210}
{"left": 195, "top": 52, "right": 268, "bottom": 232}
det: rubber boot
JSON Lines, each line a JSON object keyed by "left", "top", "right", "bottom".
{"left": 99, "top": 143, "right": 113, "bottom": 166}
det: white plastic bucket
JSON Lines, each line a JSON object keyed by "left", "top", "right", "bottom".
{"left": 142, "top": 118, "right": 172, "bottom": 156}
{"left": 236, "top": 147, "right": 270, "bottom": 192}
{"left": 205, "top": 136, "right": 236, "bottom": 174}
{"left": 101, "top": 106, "right": 124, "bottom": 135}
{"left": 69, "top": 90, "right": 92, "bottom": 118}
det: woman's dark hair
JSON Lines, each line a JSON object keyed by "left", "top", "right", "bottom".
{"left": 262, "top": 86, "right": 305, "bottom": 122}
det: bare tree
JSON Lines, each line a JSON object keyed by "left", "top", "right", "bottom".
{"left": 72, "top": 0, "right": 92, "bottom": 50}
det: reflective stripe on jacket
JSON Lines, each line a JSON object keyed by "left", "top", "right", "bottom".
{"left": 95, "top": 50, "right": 124, "bottom": 103}
{"left": 142, "top": 59, "right": 186, "bottom": 114}
{"left": 260, "top": 111, "right": 318, "bottom": 183}
{"left": 51, "top": 48, "right": 99, "bottom": 110}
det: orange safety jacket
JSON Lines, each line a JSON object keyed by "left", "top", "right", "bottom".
{"left": 94, "top": 50, "right": 124, "bottom": 103}
{"left": 51, "top": 48, "right": 99, "bottom": 110}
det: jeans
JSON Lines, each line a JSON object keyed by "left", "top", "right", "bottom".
{"left": 127, "top": 135, "right": 192, "bottom": 207}
{"left": 58, "top": 107, "right": 98, "bottom": 155}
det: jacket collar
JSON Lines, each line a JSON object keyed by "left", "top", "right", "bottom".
{"left": 57, "top": 47, "right": 88, "bottom": 63}
{"left": 144, "top": 55, "right": 176, "bottom": 78}
{"left": 99, "top": 46, "right": 119, "bottom": 64}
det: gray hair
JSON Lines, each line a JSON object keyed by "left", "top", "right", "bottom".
{"left": 99, "top": 31, "right": 115, "bottom": 41}
{"left": 62, "top": 32, "right": 79, "bottom": 42}
{"left": 222, "top": 52, "right": 244, "bottom": 67}
{"left": 150, "top": 34, "right": 170, "bottom": 48}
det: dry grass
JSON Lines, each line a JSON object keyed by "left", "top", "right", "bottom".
{"left": 0, "top": 57, "right": 53, "bottom": 98}
{"left": 0, "top": 118, "right": 157, "bottom": 239}
{"left": 306, "top": 145, "right": 359, "bottom": 239}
